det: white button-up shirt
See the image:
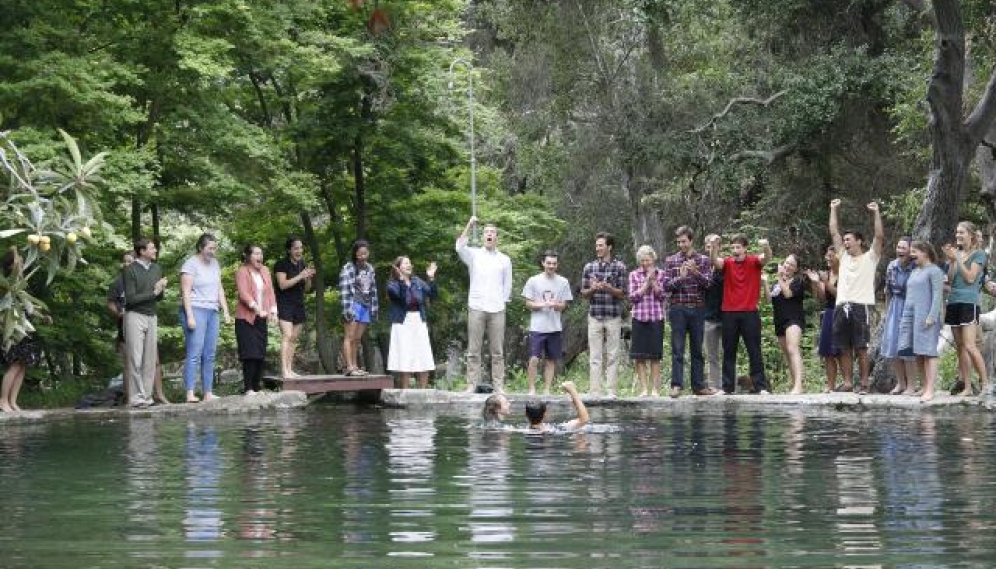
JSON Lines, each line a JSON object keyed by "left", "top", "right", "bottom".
{"left": 456, "top": 237, "right": 513, "bottom": 313}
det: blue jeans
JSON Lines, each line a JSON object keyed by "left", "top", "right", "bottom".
{"left": 180, "top": 306, "right": 220, "bottom": 393}
{"left": 669, "top": 305, "right": 706, "bottom": 390}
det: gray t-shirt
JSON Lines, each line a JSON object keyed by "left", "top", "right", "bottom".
{"left": 522, "top": 273, "right": 573, "bottom": 333}
{"left": 181, "top": 255, "right": 222, "bottom": 311}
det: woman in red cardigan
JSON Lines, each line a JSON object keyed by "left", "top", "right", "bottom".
{"left": 235, "top": 244, "right": 278, "bottom": 395}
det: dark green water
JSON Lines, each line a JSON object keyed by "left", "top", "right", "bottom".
{"left": 2, "top": 405, "right": 995, "bottom": 568}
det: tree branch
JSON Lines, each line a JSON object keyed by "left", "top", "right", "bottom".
{"left": 690, "top": 90, "right": 788, "bottom": 133}
{"left": 729, "top": 144, "right": 796, "bottom": 165}
{"left": 966, "top": 68, "right": 996, "bottom": 143}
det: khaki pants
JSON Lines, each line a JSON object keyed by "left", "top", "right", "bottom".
{"left": 466, "top": 309, "right": 506, "bottom": 391}
{"left": 124, "top": 312, "right": 158, "bottom": 405}
{"left": 588, "top": 315, "right": 622, "bottom": 395}
{"left": 704, "top": 319, "right": 722, "bottom": 390}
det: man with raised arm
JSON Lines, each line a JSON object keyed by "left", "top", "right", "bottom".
{"left": 709, "top": 234, "right": 773, "bottom": 394}
{"left": 524, "top": 381, "right": 590, "bottom": 432}
{"left": 456, "top": 216, "right": 513, "bottom": 393}
{"left": 828, "top": 200, "right": 884, "bottom": 394}
{"left": 579, "top": 232, "right": 628, "bottom": 397}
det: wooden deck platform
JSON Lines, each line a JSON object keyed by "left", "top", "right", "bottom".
{"left": 266, "top": 374, "right": 393, "bottom": 395}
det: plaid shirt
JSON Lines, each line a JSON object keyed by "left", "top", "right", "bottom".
{"left": 338, "top": 261, "right": 379, "bottom": 319}
{"left": 581, "top": 258, "right": 628, "bottom": 319}
{"left": 663, "top": 251, "right": 713, "bottom": 305}
{"left": 628, "top": 267, "right": 666, "bottom": 322}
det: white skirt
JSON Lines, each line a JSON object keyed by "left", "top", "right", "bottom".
{"left": 387, "top": 312, "right": 435, "bottom": 373}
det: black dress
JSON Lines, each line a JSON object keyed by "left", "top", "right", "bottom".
{"left": 1, "top": 335, "right": 42, "bottom": 367}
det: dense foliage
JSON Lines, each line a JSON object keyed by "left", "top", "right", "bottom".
{"left": 1, "top": 0, "right": 995, "bottom": 396}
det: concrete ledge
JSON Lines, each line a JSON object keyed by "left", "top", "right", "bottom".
{"left": 380, "top": 389, "right": 992, "bottom": 411}
{"left": 0, "top": 390, "right": 310, "bottom": 425}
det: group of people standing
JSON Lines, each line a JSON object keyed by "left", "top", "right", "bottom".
{"left": 109, "top": 234, "right": 316, "bottom": 407}
{"left": 456, "top": 200, "right": 991, "bottom": 401}
{"left": 877, "top": 221, "right": 990, "bottom": 402}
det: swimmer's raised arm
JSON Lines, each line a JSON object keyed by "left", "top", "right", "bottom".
{"left": 561, "top": 381, "right": 589, "bottom": 429}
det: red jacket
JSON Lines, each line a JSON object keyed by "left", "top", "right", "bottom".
{"left": 235, "top": 265, "right": 278, "bottom": 324}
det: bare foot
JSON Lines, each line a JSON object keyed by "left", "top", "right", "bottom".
{"left": 920, "top": 390, "right": 935, "bottom": 403}
{"left": 465, "top": 384, "right": 475, "bottom": 393}
{"left": 202, "top": 393, "right": 218, "bottom": 402}
{"left": 638, "top": 391, "right": 648, "bottom": 397}
{"left": 789, "top": 387, "right": 804, "bottom": 395}
{"left": 0, "top": 402, "right": 12, "bottom": 413}
{"left": 956, "top": 389, "right": 972, "bottom": 397}
{"left": 11, "top": 403, "right": 21, "bottom": 412}
{"left": 284, "top": 370, "right": 301, "bottom": 379}
{"left": 527, "top": 389, "right": 536, "bottom": 396}
{"left": 650, "top": 390, "right": 659, "bottom": 398}
{"left": 889, "top": 385, "right": 904, "bottom": 395}
{"left": 839, "top": 383, "right": 853, "bottom": 392}
{"left": 154, "top": 395, "right": 170, "bottom": 405}
{"left": 901, "top": 388, "right": 917, "bottom": 396}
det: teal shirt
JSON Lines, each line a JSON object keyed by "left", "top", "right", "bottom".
{"left": 947, "top": 250, "right": 987, "bottom": 305}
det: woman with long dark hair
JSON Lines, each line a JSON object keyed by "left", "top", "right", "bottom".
{"left": 386, "top": 257, "right": 437, "bottom": 388}
{"left": 274, "top": 236, "right": 315, "bottom": 378}
{"left": 899, "top": 241, "right": 945, "bottom": 402}
{"left": 235, "top": 244, "right": 278, "bottom": 395}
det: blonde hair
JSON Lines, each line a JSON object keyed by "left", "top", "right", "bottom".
{"left": 958, "top": 221, "right": 982, "bottom": 251}
{"left": 635, "top": 244, "right": 657, "bottom": 263}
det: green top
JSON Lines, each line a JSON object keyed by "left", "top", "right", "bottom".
{"left": 947, "top": 250, "right": 987, "bottom": 305}
{"left": 123, "top": 261, "right": 164, "bottom": 316}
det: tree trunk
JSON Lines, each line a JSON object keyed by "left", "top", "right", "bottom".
{"left": 352, "top": 134, "right": 367, "bottom": 240}
{"left": 912, "top": 0, "right": 996, "bottom": 244}
{"left": 151, "top": 203, "right": 161, "bottom": 249}
{"left": 301, "top": 211, "right": 335, "bottom": 373}
{"left": 624, "top": 166, "right": 666, "bottom": 253}
{"left": 131, "top": 198, "right": 141, "bottom": 242}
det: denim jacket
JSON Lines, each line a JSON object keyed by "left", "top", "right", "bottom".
{"left": 386, "top": 277, "right": 438, "bottom": 324}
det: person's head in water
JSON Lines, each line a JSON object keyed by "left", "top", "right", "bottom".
{"left": 482, "top": 394, "right": 510, "bottom": 422}
{"left": 525, "top": 399, "right": 547, "bottom": 426}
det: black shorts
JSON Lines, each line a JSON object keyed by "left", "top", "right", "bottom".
{"left": 832, "top": 303, "right": 873, "bottom": 350}
{"left": 774, "top": 318, "right": 804, "bottom": 338}
{"left": 944, "top": 302, "right": 978, "bottom": 327}
{"left": 278, "top": 302, "right": 307, "bottom": 325}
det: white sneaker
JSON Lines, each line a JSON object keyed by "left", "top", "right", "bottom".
{"left": 245, "top": 390, "right": 257, "bottom": 397}
{"left": 759, "top": 390, "right": 770, "bottom": 395}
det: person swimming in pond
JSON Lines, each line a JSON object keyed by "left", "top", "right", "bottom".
{"left": 524, "top": 381, "right": 590, "bottom": 432}
{"left": 482, "top": 392, "right": 511, "bottom": 424}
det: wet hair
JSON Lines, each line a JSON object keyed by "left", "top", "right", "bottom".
{"left": 525, "top": 399, "right": 547, "bottom": 425}
{"left": 133, "top": 237, "right": 153, "bottom": 257}
{"left": 675, "top": 226, "right": 694, "bottom": 240}
{"left": 730, "top": 234, "right": 749, "bottom": 247}
{"left": 482, "top": 394, "right": 506, "bottom": 422}
{"left": 2, "top": 247, "right": 22, "bottom": 278}
{"left": 285, "top": 236, "right": 303, "bottom": 254}
{"left": 241, "top": 243, "right": 261, "bottom": 264}
{"left": 595, "top": 231, "right": 615, "bottom": 250}
{"left": 911, "top": 240, "right": 937, "bottom": 263}
{"left": 635, "top": 244, "right": 657, "bottom": 263}
{"left": 195, "top": 233, "right": 217, "bottom": 253}
{"left": 350, "top": 239, "right": 370, "bottom": 264}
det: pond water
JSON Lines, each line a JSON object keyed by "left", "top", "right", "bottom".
{"left": 2, "top": 405, "right": 996, "bottom": 568}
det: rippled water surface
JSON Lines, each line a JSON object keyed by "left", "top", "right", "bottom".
{"left": 3, "top": 405, "right": 996, "bottom": 568}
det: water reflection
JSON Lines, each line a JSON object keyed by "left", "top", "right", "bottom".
{"left": 2, "top": 407, "right": 996, "bottom": 567}
{"left": 182, "top": 422, "right": 223, "bottom": 558}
